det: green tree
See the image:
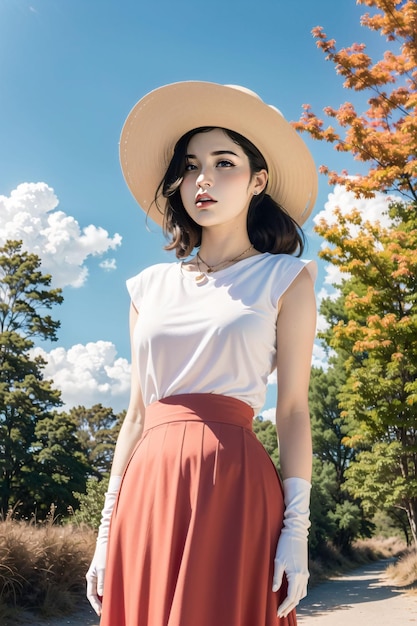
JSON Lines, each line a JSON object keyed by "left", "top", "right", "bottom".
{"left": 314, "top": 201, "right": 417, "bottom": 545}
{"left": 31, "top": 411, "right": 91, "bottom": 516}
{"left": 0, "top": 240, "right": 63, "bottom": 515}
{"left": 309, "top": 360, "right": 373, "bottom": 551}
{"left": 309, "top": 361, "right": 354, "bottom": 484}
{"left": 253, "top": 402, "right": 368, "bottom": 553}
{"left": 73, "top": 476, "right": 109, "bottom": 528}
{"left": 309, "top": 459, "right": 338, "bottom": 554}
{"left": 68, "top": 404, "right": 123, "bottom": 477}
{"left": 253, "top": 416, "right": 280, "bottom": 469}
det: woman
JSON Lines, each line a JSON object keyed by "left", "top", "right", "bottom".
{"left": 86, "top": 81, "right": 317, "bottom": 626}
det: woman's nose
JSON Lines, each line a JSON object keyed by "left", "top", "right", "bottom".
{"left": 196, "top": 170, "right": 212, "bottom": 188}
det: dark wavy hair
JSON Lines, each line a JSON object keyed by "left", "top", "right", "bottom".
{"left": 153, "top": 127, "right": 305, "bottom": 258}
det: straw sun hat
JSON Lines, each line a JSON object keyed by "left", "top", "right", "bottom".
{"left": 120, "top": 81, "right": 318, "bottom": 226}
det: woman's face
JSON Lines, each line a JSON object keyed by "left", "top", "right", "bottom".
{"left": 179, "top": 128, "right": 265, "bottom": 230}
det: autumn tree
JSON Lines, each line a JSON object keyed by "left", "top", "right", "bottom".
{"left": 294, "top": 0, "right": 417, "bottom": 199}
{"left": 294, "top": 0, "right": 417, "bottom": 544}
{"left": 315, "top": 203, "right": 417, "bottom": 544}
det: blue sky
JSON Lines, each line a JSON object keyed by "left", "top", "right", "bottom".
{"left": 0, "top": 0, "right": 389, "bottom": 415}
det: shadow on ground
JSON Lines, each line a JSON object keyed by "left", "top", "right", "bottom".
{"left": 8, "top": 599, "right": 99, "bottom": 626}
{"left": 298, "top": 559, "right": 413, "bottom": 618}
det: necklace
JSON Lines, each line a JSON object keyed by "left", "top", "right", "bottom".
{"left": 195, "top": 255, "right": 209, "bottom": 285}
{"left": 196, "top": 244, "right": 254, "bottom": 275}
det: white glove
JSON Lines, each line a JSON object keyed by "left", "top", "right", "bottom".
{"left": 86, "top": 475, "right": 122, "bottom": 616}
{"left": 272, "top": 477, "right": 311, "bottom": 618}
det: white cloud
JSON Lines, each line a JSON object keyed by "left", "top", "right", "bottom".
{"left": 267, "top": 370, "right": 277, "bottom": 386}
{"left": 268, "top": 334, "right": 328, "bottom": 383}
{"left": 0, "top": 182, "right": 122, "bottom": 288}
{"left": 311, "top": 185, "right": 400, "bottom": 370}
{"left": 32, "top": 341, "right": 131, "bottom": 413}
{"left": 314, "top": 184, "right": 395, "bottom": 232}
{"left": 315, "top": 184, "right": 399, "bottom": 298}
{"left": 312, "top": 342, "right": 331, "bottom": 370}
{"left": 259, "top": 407, "right": 276, "bottom": 423}
{"left": 99, "top": 258, "right": 117, "bottom": 271}
{"left": 316, "top": 312, "right": 329, "bottom": 334}
{"left": 323, "top": 264, "right": 345, "bottom": 287}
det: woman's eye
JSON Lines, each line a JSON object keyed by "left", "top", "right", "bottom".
{"left": 217, "top": 160, "right": 234, "bottom": 168}
{"left": 185, "top": 163, "right": 197, "bottom": 171}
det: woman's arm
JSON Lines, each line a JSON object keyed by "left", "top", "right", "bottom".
{"left": 272, "top": 266, "right": 316, "bottom": 618}
{"left": 275, "top": 267, "right": 316, "bottom": 479}
{"left": 110, "top": 302, "right": 146, "bottom": 476}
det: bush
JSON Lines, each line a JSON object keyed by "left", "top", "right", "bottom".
{"left": 0, "top": 513, "right": 95, "bottom": 621}
{"left": 386, "top": 546, "right": 417, "bottom": 588}
{"left": 72, "top": 477, "right": 108, "bottom": 528}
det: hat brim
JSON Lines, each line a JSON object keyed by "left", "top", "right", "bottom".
{"left": 120, "top": 81, "right": 317, "bottom": 226}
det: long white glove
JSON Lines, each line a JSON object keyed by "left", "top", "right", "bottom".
{"left": 272, "top": 477, "right": 311, "bottom": 618}
{"left": 86, "top": 475, "right": 122, "bottom": 616}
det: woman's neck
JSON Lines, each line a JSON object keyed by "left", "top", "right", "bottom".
{"left": 198, "top": 228, "right": 256, "bottom": 268}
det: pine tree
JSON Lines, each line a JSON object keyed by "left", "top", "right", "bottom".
{"left": 0, "top": 240, "right": 64, "bottom": 515}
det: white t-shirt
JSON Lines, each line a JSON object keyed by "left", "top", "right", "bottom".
{"left": 126, "top": 253, "right": 316, "bottom": 415}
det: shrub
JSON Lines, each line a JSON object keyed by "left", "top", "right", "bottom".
{"left": 386, "top": 547, "right": 417, "bottom": 588}
{"left": 72, "top": 477, "right": 108, "bottom": 528}
{"left": 0, "top": 512, "right": 95, "bottom": 620}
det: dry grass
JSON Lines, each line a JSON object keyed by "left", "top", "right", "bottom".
{"left": 0, "top": 513, "right": 95, "bottom": 623}
{"left": 309, "top": 536, "right": 407, "bottom": 587}
{"left": 353, "top": 536, "right": 407, "bottom": 560}
{"left": 1, "top": 511, "right": 414, "bottom": 623}
{"left": 386, "top": 546, "right": 417, "bottom": 591}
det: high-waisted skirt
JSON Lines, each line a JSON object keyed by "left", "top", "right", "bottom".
{"left": 100, "top": 394, "right": 296, "bottom": 626}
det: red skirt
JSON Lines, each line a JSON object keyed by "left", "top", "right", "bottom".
{"left": 100, "top": 394, "right": 296, "bottom": 626}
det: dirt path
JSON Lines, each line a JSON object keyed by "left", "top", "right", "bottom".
{"left": 298, "top": 559, "right": 417, "bottom": 625}
{"left": 13, "top": 559, "right": 416, "bottom": 625}
{"left": 12, "top": 599, "right": 99, "bottom": 626}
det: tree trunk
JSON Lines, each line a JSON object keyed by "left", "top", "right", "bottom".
{"left": 406, "top": 499, "right": 417, "bottom": 547}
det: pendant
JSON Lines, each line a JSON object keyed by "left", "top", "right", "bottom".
{"left": 195, "top": 272, "right": 208, "bottom": 286}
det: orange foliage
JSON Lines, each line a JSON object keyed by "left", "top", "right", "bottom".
{"left": 294, "top": 0, "right": 417, "bottom": 201}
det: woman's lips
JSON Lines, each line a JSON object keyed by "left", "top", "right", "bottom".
{"left": 195, "top": 193, "right": 216, "bottom": 208}
{"left": 196, "top": 199, "right": 217, "bottom": 208}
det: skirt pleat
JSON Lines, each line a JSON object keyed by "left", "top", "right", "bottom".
{"left": 100, "top": 394, "right": 297, "bottom": 626}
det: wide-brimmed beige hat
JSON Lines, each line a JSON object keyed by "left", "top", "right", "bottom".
{"left": 120, "top": 81, "right": 317, "bottom": 226}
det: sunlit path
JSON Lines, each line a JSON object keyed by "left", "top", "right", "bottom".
{"left": 298, "top": 560, "right": 417, "bottom": 625}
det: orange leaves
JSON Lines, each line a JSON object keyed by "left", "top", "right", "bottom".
{"left": 311, "top": 26, "right": 336, "bottom": 55}
{"left": 359, "top": 0, "right": 417, "bottom": 49}
{"left": 315, "top": 205, "right": 417, "bottom": 279}
{"left": 341, "top": 433, "right": 364, "bottom": 448}
{"left": 294, "top": 1, "right": 417, "bottom": 202}
{"left": 293, "top": 104, "right": 340, "bottom": 143}
{"left": 332, "top": 306, "right": 412, "bottom": 355}
{"left": 326, "top": 102, "right": 358, "bottom": 126}
{"left": 316, "top": 196, "right": 417, "bottom": 400}
{"left": 312, "top": 0, "right": 417, "bottom": 516}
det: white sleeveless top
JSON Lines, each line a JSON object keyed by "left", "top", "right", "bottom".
{"left": 127, "top": 253, "right": 316, "bottom": 414}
